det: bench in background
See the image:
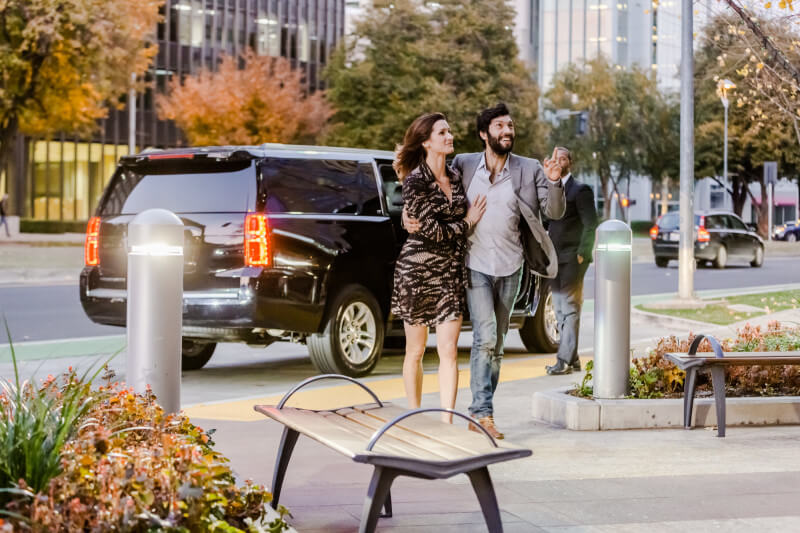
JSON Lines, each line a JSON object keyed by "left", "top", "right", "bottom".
{"left": 665, "top": 333, "right": 800, "bottom": 437}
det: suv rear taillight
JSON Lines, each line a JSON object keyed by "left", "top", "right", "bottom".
{"left": 244, "top": 213, "right": 271, "bottom": 266}
{"left": 84, "top": 216, "right": 101, "bottom": 266}
{"left": 649, "top": 225, "right": 658, "bottom": 240}
{"left": 697, "top": 226, "right": 710, "bottom": 243}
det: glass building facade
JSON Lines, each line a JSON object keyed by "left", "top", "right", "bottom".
{"left": 6, "top": 0, "right": 345, "bottom": 222}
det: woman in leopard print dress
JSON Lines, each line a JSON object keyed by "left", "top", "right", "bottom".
{"left": 391, "top": 112, "right": 486, "bottom": 422}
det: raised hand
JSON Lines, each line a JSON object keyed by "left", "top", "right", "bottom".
{"left": 543, "top": 146, "right": 562, "bottom": 182}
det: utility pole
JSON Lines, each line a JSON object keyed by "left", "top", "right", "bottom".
{"left": 678, "top": 0, "right": 695, "bottom": 300}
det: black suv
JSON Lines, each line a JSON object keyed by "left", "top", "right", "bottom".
{"left": 649, "top": 211, "right": 764, "bottom": 269}
{"left": 80, "top": 144, "right": 557, "bottom": 376}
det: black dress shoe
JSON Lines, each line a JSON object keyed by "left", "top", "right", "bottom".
{"left": 571, "top": 359, "right": 581, "bottom": 372}
{"left": 546, "top": 360, "right": 573, "bottom": 375}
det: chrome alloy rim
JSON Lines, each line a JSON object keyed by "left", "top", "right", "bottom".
{"left": 544, "top": 290, "right": 560, "bottom": 344}
{"left": 338, "top": 302, "right": 377, "bottom": 365}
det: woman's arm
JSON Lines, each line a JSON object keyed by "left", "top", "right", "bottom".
{"left": 403, "top": 174, "right": 468, "bottom": 243}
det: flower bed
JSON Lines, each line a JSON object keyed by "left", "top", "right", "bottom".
{"left": 575, "top": 321, "right": 800, "bottom": 399}
{"left": 0, "top": 359, "right": 288, "bottom": 532}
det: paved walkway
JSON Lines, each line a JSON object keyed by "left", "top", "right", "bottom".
{"left": 203, "top": 370, "right": 800, "bottom": 532}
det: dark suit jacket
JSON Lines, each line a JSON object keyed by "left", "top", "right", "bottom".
{"left": 548, "top": 175, "right": 599, "bottom": 265}
{"left": 452, "top": 152, "right": 565, "bottom": 279}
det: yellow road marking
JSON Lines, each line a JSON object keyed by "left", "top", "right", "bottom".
{"left": 184, "top": 354, "right": 592, "bottom": 422}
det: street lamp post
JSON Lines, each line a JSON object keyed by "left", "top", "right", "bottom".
{"left": 717, "top": 79, "right": 736, "bottom": 192}
{"left": 678, "top": 0, "right": 695, "bottom": 301}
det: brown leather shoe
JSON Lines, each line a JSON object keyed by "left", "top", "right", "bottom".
{"left": 469, "top": 415, "right": 505, "bottom": 440}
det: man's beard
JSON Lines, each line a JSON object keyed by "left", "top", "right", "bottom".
{"left": 487, "top": 132, "right": 514, "bottom": 155}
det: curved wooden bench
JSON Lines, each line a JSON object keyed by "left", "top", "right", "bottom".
{"left": 254, "top": 374, "right": 531, "bottom": 533}
{"left": 665, "top": 334, "right": 800, "bottom": 437}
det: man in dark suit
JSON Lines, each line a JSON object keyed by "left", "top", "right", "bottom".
{"left": 546, "top": 147, "right": 599, "bottom": 375}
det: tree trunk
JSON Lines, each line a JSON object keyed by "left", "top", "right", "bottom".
{"left": 0, "top": 115, "right": 19, "bottom": 185}
{"left": 660, "top": 175, "right": 670, "bottom": 216}
{"left": 757, "top": 179, "right": 770, "bottom": 239}
{"left": 730, "top": 176, "right": 748, "bottom": 217}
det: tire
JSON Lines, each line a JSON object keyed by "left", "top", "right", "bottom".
{"left": 713, "top": 245, "right": 727, "bottom": 269}
{"left": 750, "top": 244, "right": 764, "bottom": 267}
{"left": 519, "top": 282, "right": 559, "bottom": 353}
{"left": 181, "top": 340, "right": 216, "bottom": 371}
{"left": 655, "top": 257, "right": 669, "bottom": 268}
{"left": 696, "top": 260, "right": 705, "bottom": 269}
{"left": 308, "top": 285, "right": 384, "bottom": 377}
{"left": 788, "top": 233, "right": 797, "bottom": 243}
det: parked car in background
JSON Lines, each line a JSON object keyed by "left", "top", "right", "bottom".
{"left": 774, "top": 220, "right": 800, "bottom": 242}
{"left": 649, "top": 211, "right": 764, "bottom": 269}
{"left": 80, "top": 144, "right": 558, "bottom": 377}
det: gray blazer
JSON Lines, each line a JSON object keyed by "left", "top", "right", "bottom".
{"left": 452, "top": 152, "right": 565, "bottom": 278}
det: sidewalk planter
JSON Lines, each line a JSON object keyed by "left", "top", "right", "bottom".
{"left": 533, "top": 387, "right": 800, "bottom": 430}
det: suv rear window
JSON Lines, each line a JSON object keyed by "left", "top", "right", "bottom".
{"left": 261, "top": 158, "right": 381, "bottom": 215}
{"left": 658, "top": 213, "right": 702, "bottom": 229}
{"left": 99, "top": 161, "right": 256, "bottom": 215}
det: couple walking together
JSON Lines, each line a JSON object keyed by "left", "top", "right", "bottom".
{"left": 390, "top": 103, "right": 566, "bottom": 439}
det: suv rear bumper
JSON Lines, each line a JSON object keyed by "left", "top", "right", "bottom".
{"left": 79, "top": 268, "right": 324, "bottom": 339}
{"left": 652, "top": 241, "right": 716, "bottom": 260}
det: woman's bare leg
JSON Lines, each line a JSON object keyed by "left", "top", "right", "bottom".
{"left": 402, "top": 323, "right": 428, "bottom": 409}
{"left": 435, "top": 317, "right": 463, "bottom": 423}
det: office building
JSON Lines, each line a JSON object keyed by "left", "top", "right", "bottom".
{"left": 3, "top": 0, "right": 345, "bottom": 223}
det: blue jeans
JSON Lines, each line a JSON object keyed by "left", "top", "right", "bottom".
{"left": 467, "top": 267, "right": 522, "bottom": 418}
{"left": 550, "top": 261, "right": 589, "bottom": 365}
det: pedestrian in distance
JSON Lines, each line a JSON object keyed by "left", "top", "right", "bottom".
{"left": 545, "top": 147, "right": 599, "bottom": 375}
{"left": 404, "top": 103, "right": 565, "bottom": 438}
{"left": 0, "top": 193, "right": 10, "bottom": 238}
{"left": 391, "top": 112, "right": 487, "bottom": 423}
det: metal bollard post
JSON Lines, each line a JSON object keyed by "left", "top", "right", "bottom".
{"left": 126, "top": 209, "right": 184, "bottom": 414}
{"left": 593, "top": 220, "right": 632, "bottom": 399}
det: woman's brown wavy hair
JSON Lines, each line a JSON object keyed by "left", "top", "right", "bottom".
{"left": 393, "top": 112, "right": 447, "bottom": 182}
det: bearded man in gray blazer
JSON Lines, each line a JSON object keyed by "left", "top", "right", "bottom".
{"left": 404, "top": 103, "right": 565, "bottom": 438}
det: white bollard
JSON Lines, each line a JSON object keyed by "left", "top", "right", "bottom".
{"left": 126, "top": 209, "right": 184, "bottom": 414}
{"left": 593, "top": 220, "right": 632, "bottom": 399}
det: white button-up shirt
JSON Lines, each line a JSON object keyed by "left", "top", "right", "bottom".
{"left": 465, "top": 154, "right": 523, "bottom": 277}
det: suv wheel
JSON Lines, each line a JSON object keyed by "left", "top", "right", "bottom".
{"left": 182, "top": 340, "right": 216, "bottom": 370}
{"left": 655, "top": 257, "right": 669, "bottom": 268}
{"left": 713, "top": 245, "right": 727, "bottom": 269}
{"left": 519, "top": 282, "right": 559, "bottom": 353}
{"left": 308, "top": 285, "right": 384, "bottom": 377}
{"left": 787, "top": 233, "right": 797, "bottom": 242}
{"left": 750, "top": 245, "right": 764, "bottom": 267}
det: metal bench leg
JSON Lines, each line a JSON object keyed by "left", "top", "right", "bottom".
{"left": 709, "top": 365, "right": 727, "bottom": 437}
{"left": 382, "top": 490, "right": 393, "bottom": 518}
{"left": 360, "top": 466, "right": 399, "bottom": 533}
{"left": 467, "top": 467, "right": 503, "bottom": 533}
{"left": 271, "top": 427, "right": 299, "bottom": 509}
{"left": 683, "top": 367, "right": 698, "bottom": 429}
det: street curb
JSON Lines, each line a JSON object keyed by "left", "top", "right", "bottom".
{"left": 629, "top": 307, "right": 720, "bottom": 332}
{"left": 532, "top": 387, "right": 800, "bottom": 431}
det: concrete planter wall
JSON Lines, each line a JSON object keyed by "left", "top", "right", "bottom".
{"left": 533, "top": 388, "right": 800, "bottom": 431}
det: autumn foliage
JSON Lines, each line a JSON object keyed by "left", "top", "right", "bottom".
{"left": 157, "top": 51, "right": 331, "bottom": 146}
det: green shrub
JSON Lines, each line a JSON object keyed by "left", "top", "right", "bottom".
{"left": 19, "top": 220, "right": 88, "bottom": 234}
{"left": 0, "top": 330, "right": 288, "bottom": 532}
{"left": 575, "top": 321, "right": 800, "bottom": 399}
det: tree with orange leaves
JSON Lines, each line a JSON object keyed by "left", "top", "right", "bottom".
{"left": 0, "top": 0, "right": 162, "bottom": 178}
{"left": 157, "top": 51, "right": 331, "bottom": 146}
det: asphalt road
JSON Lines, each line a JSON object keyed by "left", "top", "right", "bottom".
{"left": 1, "top": 255, "right": 799, "bottom": 344}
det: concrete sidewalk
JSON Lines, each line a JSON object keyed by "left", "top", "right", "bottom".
{"left": 202, "top": 364, "right": 800, "bottom": 532}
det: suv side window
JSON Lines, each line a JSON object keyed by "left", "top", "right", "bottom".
{"left": 727, "top": 215, "right": 748, "bottom": 231}
{"left": 705, "top": 215, "right": 727, "bottom": 230}
{"left": 261, "top": 158, "right": 380, "bottom": 215}
{"left": 376, "top": 160, "right": 402, "bottom": 216}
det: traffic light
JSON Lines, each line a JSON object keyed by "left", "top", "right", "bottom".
{"left": 621, "top": 197, "right": 629, "bottom": 208}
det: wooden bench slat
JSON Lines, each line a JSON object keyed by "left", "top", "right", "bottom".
{"left": 257, "top": 405, "right": 454, "bottom": 461}
{"left": 337, "top": 409, "right": 480, "bottom": 461}
{"left": 347, "top": 404, "right": 508, "bottom": 456}
{"left": 319, "top": 410, "right": 452, "bottom": 461}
